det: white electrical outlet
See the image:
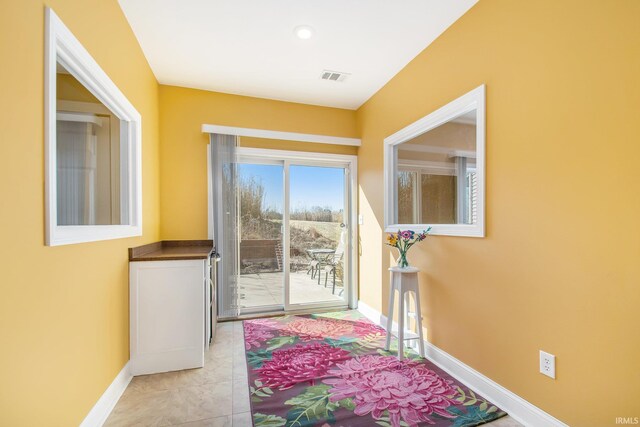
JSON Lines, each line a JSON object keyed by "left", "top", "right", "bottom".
{"left": 539, "top": 350, "right": 556, "bottom": 379}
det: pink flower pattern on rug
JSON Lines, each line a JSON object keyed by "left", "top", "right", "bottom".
{"left": 351, "top": 318, "right": 387, "bottom": 336}
{"left": 244, "top": 318, "right": 278, "bottom": 350}
{"left": 256, "top": 342, "right": 350, "bottom": 390}
{"left": 324, "top": 355, "right": 457, "bottom": 427}
{"left": 243, "top": 311, "right": 507, "bottom": 426}
{"left": 281, "top": 317, "right": 354, "bottom": 340}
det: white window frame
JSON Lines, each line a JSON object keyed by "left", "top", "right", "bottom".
{"left": 44, "top": 8, "right": 142, "bottom": 246}
{"left": 207, "top": 145, "right": 359, "bottom": 313}
{"left": 384, "top": 85, "right": 486, "bottom": 237}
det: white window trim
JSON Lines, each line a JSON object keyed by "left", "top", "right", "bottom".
{"left": 45, "top": 8, "right": 142, "bottom": 246}
{"left": 384, "top": 85, "right": 486, "bottom": 238}
{"left": 201, "top": 124, "right": 361, "bottom": 147}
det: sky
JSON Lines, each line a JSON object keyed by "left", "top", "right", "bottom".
{"left": 237, "top": 163, "right": 345, "bottom": 212}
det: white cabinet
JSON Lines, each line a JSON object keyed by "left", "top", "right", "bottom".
{"left": 130, "top": 259, "right": 206, "bottom": 375}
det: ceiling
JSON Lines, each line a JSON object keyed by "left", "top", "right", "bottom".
{"left": 118, "top": 0, "right": 478, "bottom": 110}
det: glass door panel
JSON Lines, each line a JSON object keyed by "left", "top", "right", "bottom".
{"left": 288, "top": 165, "right": 348, "bottom": 307}
{"left": 237, "top": 163, "right": 284, "bottom": 313}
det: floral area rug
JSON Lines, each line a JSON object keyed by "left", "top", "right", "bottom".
{"left": 243, "top": 310, "right": 507, "bottom": 427}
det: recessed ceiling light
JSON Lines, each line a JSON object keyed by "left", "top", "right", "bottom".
{"left": 294, "top": 25, "right": 314, "bottom": 40}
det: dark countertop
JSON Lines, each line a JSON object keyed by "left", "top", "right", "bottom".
{"left": 129, "top": 240, "right": 214, "bottom": 261}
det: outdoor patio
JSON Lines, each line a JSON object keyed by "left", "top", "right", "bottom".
{"left": 238, "top": 270, "right": 344, "bottom": 308}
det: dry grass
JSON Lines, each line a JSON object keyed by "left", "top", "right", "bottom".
{"left": 239, "top": 178, "right": 343, "bottom": 272}
{"left": 290, "top": 220, "right": 342, "bottom": 243}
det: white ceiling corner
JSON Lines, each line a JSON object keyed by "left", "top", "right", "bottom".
{"left": 118, "top": 0, "right": 478, "bottom": 110}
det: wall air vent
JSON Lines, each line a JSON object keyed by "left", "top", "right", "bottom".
{"left": 320, "top": 70, "right": 350, "bottom": 82}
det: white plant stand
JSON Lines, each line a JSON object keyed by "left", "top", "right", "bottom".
{"left": 384, "top": 266, "right": 426, "bottom": 360}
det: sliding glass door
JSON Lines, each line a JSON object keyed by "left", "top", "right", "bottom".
{"left": 230, "top": 150, "right": 354, "bottom": 316}
{"left": 287, "top": 165, "right": 347, "bottom": 308}
{"left": 236, "top": 162, "right": 284, "bottom": 313}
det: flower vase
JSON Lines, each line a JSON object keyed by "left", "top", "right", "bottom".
{"left": 396, "top": 251, "right": 409, "bottom": 268}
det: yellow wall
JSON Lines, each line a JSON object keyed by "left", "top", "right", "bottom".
{"left": 3, "top": 1, "right": 638, "bottom": 425}
{"left": 158, "top": 85, "right": 358, "bottom": 239}
{"left": 57, "top": 73, "right": 100, "bottom": 104}
{"left": 0, "top": 1, "right": 160, "bottom": 425}
{"left": 356, "top": 1, "right": 640, "bottom": 425}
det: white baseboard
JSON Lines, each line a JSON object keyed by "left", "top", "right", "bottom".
{"left": 357, "top": 300, "right": 568, "bottom": 427}
{"left": 79, "top": 362, "right": 132, "bottom": 427}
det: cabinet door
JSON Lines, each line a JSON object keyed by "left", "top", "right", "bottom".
{"left": 130, "top": 260, "right": 205, "bottom": 375}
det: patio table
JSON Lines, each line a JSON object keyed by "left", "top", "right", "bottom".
{"left": 306, "top": 248, "right": 335, "bottom": 260}
{"left": 306, "top": 249, "right": 335, "bottom": 282}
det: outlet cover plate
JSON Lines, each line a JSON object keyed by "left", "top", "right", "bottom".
{"left": 539, "top": 350, "right": 556, "bottom": 379}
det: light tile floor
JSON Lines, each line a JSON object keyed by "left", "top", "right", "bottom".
{"left": 106, "top": 320, "right": 523, "bottom": 427}
{"left": 105, "top": 321, "right": 248, "bottom": 426}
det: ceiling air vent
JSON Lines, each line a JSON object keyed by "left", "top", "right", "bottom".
{"left": 320, "top": 70, "right": 350, "bottom": 82}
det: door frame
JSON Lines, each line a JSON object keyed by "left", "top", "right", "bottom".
{"left": 209, "top": 147, "right": 358, "bottom": 315}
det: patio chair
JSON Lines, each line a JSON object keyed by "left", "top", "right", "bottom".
{"left": 321, "top": 228, "right": 347, "bottom": 295}
{"left": 323, "top": 250, "right": 344, "bottom": 295}
{"left": 307, "top": 259, "right": 320, "bottom": 279}
{"left": 305, "top": 249, "right": 334, "bottom": 284}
